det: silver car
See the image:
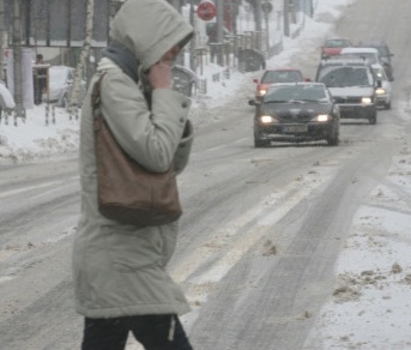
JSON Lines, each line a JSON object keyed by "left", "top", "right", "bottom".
{"left": 43, "top": 66, "right": 86, "bottom": 107}
{"left": 372, "top": 63, "right": 392, "bottom": 110}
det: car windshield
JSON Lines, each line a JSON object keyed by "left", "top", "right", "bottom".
{"left": 342, "top": 52, "right": 378, "bottom": 63}
{"left": 361, "top": 45, "right": 389, "bottom": 57}
{"left": 325, "top": 39, "right": 350, "bottom": 48}
{"left": 262, "top": 71, "right": 303, "bottom": 83}
{"left": 264, "top": 85, "right": 328, "bottom": 103}
{"left": 318, "top": 66, "right": 374, "bottom": 87}
{"left": 376, "top": 47, "right": 389, "bottom": 56}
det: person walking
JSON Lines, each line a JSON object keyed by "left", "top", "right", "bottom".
{"left": 72, "top": 0, "right": 194, "bottom": 349}
{"left": 34, "top": 54, "right": 47, "bottom": 105}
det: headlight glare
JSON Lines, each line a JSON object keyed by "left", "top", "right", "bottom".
{"left": 259, "top": 89, "right": 267, "bottom": 96}
{"left": 361, "top": 97, "right": 372, "bottom": 104}
{"left": 375, "top": 88, "right": 386, "bottom": 95}
{"left": 315, "top": 114, "right": 329, "bottom": 122}
{"left": 260, "top": 115, "right": 275, "bottom": 124}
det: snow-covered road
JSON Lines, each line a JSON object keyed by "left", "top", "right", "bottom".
{"left": 1, "top": 0, "right": 411, "bottom": 349}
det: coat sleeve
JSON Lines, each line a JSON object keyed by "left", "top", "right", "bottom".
{"left": 173, "top": 120, "right": 193, "bottom": 175}
{"left": 100, "top": 70, "right": 191, "bottom": 173}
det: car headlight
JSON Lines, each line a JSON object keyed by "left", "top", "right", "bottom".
{"left": 361, "top": 97, "right": 372, "bottom": 104}
{"left": 259, "top": 115, "right": 277, "bottom": 124}
{"left": 375, "top": 88, "right": 386, "bottom": 95}
{"left": 258, "top": 89, "right": 267, "bottom": 96}
{"left": 312, "top": 114, "right": 330, "bottom": 122}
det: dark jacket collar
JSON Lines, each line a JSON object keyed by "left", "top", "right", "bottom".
{"left": 102, "top": 41, "right": 139, "bottom": 83}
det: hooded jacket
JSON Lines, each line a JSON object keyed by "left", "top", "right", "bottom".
{"left": 72, "top": 0, "right": 194, "bottom": 318}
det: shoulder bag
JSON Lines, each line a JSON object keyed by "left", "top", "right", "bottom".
{"left": 91, "top": 72, "right": 182, "bottom": 226}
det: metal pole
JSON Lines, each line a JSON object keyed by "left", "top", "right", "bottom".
{"left": 254, "top": 0, "right": 262, "bottom": 51}
{"left": 189, "top": 0, "right": 195, "bottom": 71}
{"left": 12, "top": 0, "right": 25, "bottom": 121}
{"left": 264, "top": 3, "right": 270, "bottom": 53}
{"left": 216, "top": 0, "right": 224, "bottom": 66}
{"left": 283, "top": 0, "right": 290, "bottom": 37}
{"left": 232, "top": 0, "right": 239, "bottom": 64}
{"left": 0, "top": 0, "right": 5, "bottom": 81}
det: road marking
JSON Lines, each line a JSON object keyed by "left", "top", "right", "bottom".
{"left": 172, "top": 178, "right": 321, "bottom": 286}
{"left": 0, "top": 176, "right": 78, "bottom": 200}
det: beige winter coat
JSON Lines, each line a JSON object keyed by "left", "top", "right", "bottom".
{"left": 72, "top": 0, "right": 194, "bottom": 318}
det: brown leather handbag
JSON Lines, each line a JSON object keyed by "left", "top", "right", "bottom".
{"left": 91, "top": 73, "right": 182, "bottom": 226}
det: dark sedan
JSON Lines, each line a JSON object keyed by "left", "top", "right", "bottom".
{"left": 357, "top": 40, "right": 394, "bottom": 81}
{"left": 250, "top": 83, "right": 340, "bottom": 147}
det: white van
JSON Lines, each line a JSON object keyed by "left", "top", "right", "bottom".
{"left": 340, "top": 47, "right": 381, "bottom": 65}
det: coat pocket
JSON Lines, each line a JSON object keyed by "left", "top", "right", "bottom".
{"left": 103, "top": 226, "right": 163, "bottom": 272}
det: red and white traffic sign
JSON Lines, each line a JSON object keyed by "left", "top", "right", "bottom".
{"left": 197, "top": 0, "right": 216, "bottom": 21}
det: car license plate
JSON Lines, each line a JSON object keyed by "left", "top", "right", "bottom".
{"left": 283, "top": 125, "right": 308, "bottom": 133}
{"left": 340, "top": 106, "right": 356, "bottom": 112}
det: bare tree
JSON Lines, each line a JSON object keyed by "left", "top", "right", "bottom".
{"left": 69, "top": 0, "right": 94, "bottom": 119}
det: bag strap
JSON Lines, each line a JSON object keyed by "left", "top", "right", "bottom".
{"left": 91, "top": 72, "right": 107, "bottom": 112}
{"left": 91, "top": 72, "right": 107, "bottom": 132}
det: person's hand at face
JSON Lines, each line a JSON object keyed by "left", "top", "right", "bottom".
{"left": 148, "top": 46, "right": 181, "bottom": 89}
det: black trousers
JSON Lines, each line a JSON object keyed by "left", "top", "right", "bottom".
{"left": 81, "top": 314, "right": 193, "bottom": 350}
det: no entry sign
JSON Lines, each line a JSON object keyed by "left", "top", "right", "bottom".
{"left": 197, "top": 0, "right": 216, "bottom": 21}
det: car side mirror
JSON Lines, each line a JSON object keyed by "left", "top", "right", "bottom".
{"left": 253, "top": 78, "right": 258, "bottom": 84}
{"left": 376, "top": 80, "right": 382, "bottom": 88}
{"left": 248, "top": 99, "right": 260, "bottom": 106}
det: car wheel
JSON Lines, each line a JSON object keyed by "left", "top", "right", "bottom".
{"left": 326, "top": 135, "right": 339, "bottom": 146}
{"left": 369, "top": 116, "right": 377, "bottom": 125}
{"left": 62, "top": 94, "right": 70, "bottom": 109}
{"left": 57, "top": 93, "right": 68, "bottom": 108}
{"left": 326, "top": 126, "right": 339, "bottom": 146}
{"left": 385, "top": 101, "right": 391, "bottom": 110}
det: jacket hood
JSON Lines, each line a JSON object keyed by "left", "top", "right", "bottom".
{"left": 110, "top": 0, "right": 194, "bottom": 71}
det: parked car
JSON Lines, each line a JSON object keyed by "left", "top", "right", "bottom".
{"left": 43, "top": 65, "right": 86, "bottom": 107}
{"left": 0, "top": 79, "right": 16, "bottom": 118}
{"left": 172, "top": 65, "right": 197, "bottom": 97}
{"left": 371, "top": 63, "right": 392, "bottom": 110}
{"left": 357, "top": 40, "right": 394, "bottom": 81}
{"left": 250, "top": 82, "right": 340, "bottom": 147}
{"left": 321, "top": 37, "right": 353, "bottom": 58}
{"left": 249, "top": 68, "right": 306, "bottom": 104}
{"left": 315, "top": 57, "right": 379, "bottom": 124}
